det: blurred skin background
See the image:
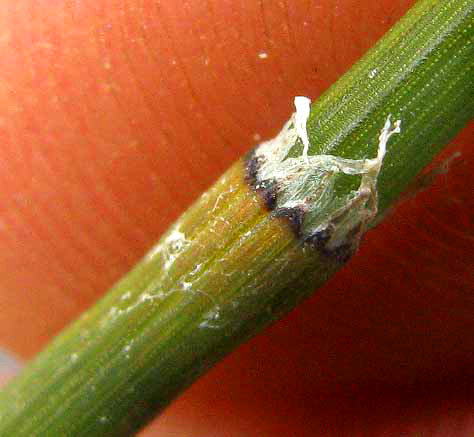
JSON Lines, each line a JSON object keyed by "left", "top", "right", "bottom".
{"left": 0, "top": 0, "right": 473, "bottom": 435}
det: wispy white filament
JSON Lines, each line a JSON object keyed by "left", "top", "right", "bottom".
{"left": 294, "top": 96, "right": 311, "bottom": 163}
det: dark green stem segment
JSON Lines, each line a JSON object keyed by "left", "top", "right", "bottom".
{"left": 298, "top": 0, "right": 474, "bottom": 213}
{"left": 0, "top": 1, "right": 472, "bottom": 435}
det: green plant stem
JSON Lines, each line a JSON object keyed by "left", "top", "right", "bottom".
{"left": 0, "top": 0, "right": 472, "bottom": 435}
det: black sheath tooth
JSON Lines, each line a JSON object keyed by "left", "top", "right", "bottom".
{"left": 244, "top": 149, "right": 260, "bottom": 187}
{"left": 245, "top": 149, "right": 278, "bottom": 211}
{"left": 305, "top": 226, "right": 356, "bottom": 264}
{"left": 273, "top": 206, "right": 306, "bottom": 239}
{"left": 257, "top": 180, "right": 278, "bottom": 210}
{"left": 326, "top": 243, "right": 355, "bottom": 263}
{"left": 304, "top": 227, "right": 333, "bottom": 249}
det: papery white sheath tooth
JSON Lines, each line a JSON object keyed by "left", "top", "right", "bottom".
{"left": 377, "top": 114, "right": 401, "bottom": 161}
{"left": 365, "top": 114, "right": 402, "bottom": 173}
{"left": 294, "top": 96, "right": 311, "bottom": 163}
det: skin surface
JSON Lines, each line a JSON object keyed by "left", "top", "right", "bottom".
{"left": 0, "top": 0, "right": 473, "bottom": 435}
